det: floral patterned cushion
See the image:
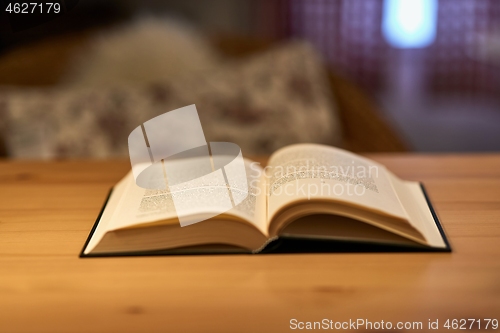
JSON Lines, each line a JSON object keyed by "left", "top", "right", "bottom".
{"left": 0, "top": 41, "right": 341, "bottom": 158}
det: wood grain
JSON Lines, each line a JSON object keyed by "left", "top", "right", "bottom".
{"left": 0, "top": 155, "right": 499, "bottom": 333}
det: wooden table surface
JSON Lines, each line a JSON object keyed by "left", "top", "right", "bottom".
{"left": 0, "top": 155, "right": 499, "bottom": 333}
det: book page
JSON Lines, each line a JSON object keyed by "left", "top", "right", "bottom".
{"left": 83, "top": 174, "right": 130, "bottom": 254}
{"left": 85, "top": 158, "right": 267, "bottom": 253}
{"left": 266, "top": 144, "right": 409, "bottom": 224}
{"left": 389, "top": 178, "right": 447, "bottom": 248}
{"left": 116, "top": 158, "right": 266, "bottom": 230}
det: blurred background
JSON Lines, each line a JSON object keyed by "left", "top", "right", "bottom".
{"left": 0, "top": 0, "right": 499, "bottom": 158}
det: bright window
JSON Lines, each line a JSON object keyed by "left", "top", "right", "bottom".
{"left": 382, "top": 0, "right": 438, "bottom": 48}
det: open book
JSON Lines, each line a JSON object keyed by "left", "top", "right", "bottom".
{"left": 81, "top": 144, "right": 450, "bottom": 257}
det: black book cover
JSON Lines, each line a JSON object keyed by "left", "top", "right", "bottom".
{"left": 80, "top": 183, "right": 451, "bottom": 257}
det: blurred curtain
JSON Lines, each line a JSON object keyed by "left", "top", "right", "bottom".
{"left": 261, "top": 0, "right": 500, "bottom": 100}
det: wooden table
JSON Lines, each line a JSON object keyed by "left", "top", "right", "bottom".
{"left": 1, "top": 155, "right": 499, "bottom": 333}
